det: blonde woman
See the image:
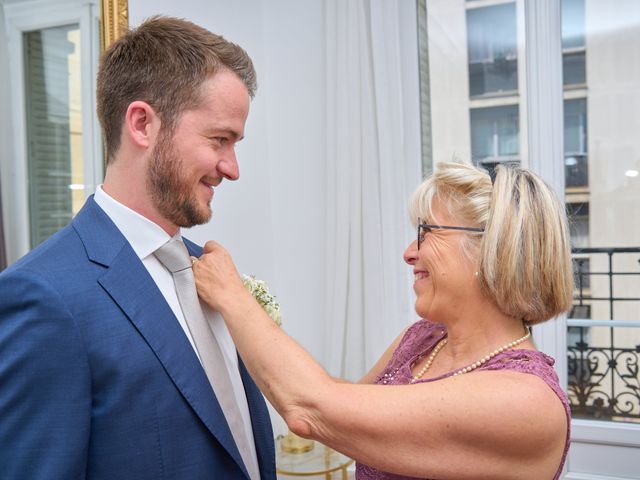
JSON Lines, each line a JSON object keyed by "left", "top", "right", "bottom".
{"left": 194, "top": 162, "right": 573, "bottom": 480}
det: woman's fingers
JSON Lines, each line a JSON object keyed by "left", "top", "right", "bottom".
{"left": 203, "top": 240, "right": 219, "bottom": 254}
{"left": 193, "top": 241, "right": 245, "bottom": 310}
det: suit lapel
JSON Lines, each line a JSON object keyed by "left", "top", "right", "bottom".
{"left": 73, "top": 198, "right": 250, "bottom": 479}
{"left": 239, "top": 359, "right": 276, "bottom": 478}
{"left": 185, "top": 239, "right": 276, "bottom": 479}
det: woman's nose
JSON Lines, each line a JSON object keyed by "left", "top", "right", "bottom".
{"left": 403, "top": 240, "right": 418, "bottom": 265}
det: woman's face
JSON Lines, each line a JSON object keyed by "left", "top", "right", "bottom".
{"left": 403, "top": 197, "right": 479, "bottom": 322}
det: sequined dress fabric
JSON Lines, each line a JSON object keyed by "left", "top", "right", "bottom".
{"left": 355, "top": 319, "right": 571, "bottom": 480}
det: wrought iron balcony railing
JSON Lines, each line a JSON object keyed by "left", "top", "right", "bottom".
{"left": 568, "top": 247, "right": 640, "bottom": 423}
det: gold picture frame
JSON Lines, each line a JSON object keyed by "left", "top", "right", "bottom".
{"left": 100, "top": 0, "right": 129, "bottom": 51}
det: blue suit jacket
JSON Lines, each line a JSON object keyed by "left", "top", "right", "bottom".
{"left": 0, "top": 197, "right": 276, "bottom": 479}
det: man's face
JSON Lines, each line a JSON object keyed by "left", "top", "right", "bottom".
{"left": 147, "top": 70, "right": 250, "bottom": 228}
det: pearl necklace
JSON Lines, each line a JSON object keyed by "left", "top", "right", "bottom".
{"left": 411, "top": 328, "right": 531, "bottom": 382}
{"left": 410, "top": 337, "right": 448, "bottom": 383}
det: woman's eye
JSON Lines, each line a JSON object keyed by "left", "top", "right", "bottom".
{"left": 419, "top": 226, "right": 430, "bottom": 243}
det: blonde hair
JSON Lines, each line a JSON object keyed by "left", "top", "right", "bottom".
{"left": 409, "top": 161, "right": 574, "bottom": 324}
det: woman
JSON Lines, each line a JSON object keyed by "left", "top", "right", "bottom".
{"left": 194, "top": 162, "right": 573, "bottom": 479}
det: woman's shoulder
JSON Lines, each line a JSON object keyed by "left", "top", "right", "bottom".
{"left": 484, "top": 349, "right": 563, "bottom": 392}
{"left": 455, "top": 363, "right": 569, "bottom": 466}
{"left": 389, "top": 319, "right": 447, "bottom": 364}
{"left": 480, "top": 348, "right": 571, "bottom": 442}
{"left": 405, "top": 318, "right": 446, "bottom": 338}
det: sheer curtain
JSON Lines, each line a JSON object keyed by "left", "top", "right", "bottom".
{"left": 323, "top": 0, "right": 421, "bottom": 380}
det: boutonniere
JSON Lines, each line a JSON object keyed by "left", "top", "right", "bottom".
{"left": 242, "top": 275, "right": 282, "bottom": 327}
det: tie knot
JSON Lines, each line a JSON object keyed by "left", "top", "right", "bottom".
{"left": 154, "top": 239, "right": 192, "bottom": 273}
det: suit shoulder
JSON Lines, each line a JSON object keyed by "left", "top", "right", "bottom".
{"left": 2, "top": 224, "right": 82, "bottom": 276}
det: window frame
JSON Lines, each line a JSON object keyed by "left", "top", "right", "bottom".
{"left": 524, "top": 0, "right": 640, "bottom": 472}
{"left": 2, "top": 0, "right": 102, "bottom": 262}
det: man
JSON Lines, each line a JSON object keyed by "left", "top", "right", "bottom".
{"left": 0, "top": 16, "right": 275, "bottom": 479}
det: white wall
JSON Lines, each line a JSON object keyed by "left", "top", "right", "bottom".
{"left": 129, "top": 1, "right": 328, "bottom": 389}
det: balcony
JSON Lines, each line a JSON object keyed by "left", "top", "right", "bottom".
{"left": 568, "top": 247, "right": 640, "bottom": 423}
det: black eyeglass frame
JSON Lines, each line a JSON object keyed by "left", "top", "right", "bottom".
{"left": 417, "top": 218, "right": 485, "bottom": 249}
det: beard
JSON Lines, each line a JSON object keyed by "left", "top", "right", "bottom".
{"left": 146, "top": 130, "right": 212, "bottom": 228}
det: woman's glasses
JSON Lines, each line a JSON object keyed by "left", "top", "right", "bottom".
{"left": 417, "top": 218, "right": 485, "bottom": 249}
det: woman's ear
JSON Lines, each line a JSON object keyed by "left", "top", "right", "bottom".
{"left": 124, "top": 101, "right": 160, "bottom": 149}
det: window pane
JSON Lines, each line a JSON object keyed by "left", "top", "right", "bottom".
{"left": 564, "top": 0, "right": 640, "bottom": 424}
{"left": 23, "top": 25, "right": 83, "bottom": 248}
{"left": 567, "top": 202, "right": 589, "bottom": 248}
{"left": 470, "top": 105, "right": 519, "bottom": 164}
{"left": 563, "top": 50, "right": 586, "bottom": 85}
{"left": 568, "top": 325, "right": 640, "bottom": 423}
{"left": 564, "top": 98, "right": 587, "bottom": 154}
{"left": 562, "top": 0, "right": 586, "bottom": 86}
{"left": 467, "top": 3, "right": 518, "bottom": 96}
{"left": 419, "top": 0, "right": 640, "bottom": 427}
{"left": 418, "top": 1, "right": 521, "bottom": 174}
{"left": 564, "top": 98, "right": 588, "bottom": 188}
{"left": 562, "top": 0, "right": 585, "bottom": 49}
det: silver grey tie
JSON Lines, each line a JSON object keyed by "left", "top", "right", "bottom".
{"left": 154, "top": 239, "right": 258, "bottom": 480}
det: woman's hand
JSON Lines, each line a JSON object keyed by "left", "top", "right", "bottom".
{"left": 193, "top": 240, "right": 250, "bottom": 313}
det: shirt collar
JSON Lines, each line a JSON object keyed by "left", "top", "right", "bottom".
{"left": 94, "top": 185, "right": 179, "bottom": 260}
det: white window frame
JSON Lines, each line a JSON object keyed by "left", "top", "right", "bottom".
{"left": 2, "top": 0, "right": 102, "bottom": 262}
{"left": 525, "top": 0, "right": 640, "bottom": 478}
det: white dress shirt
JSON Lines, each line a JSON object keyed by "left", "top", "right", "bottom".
{"left": 94, "top": 186, "right": 260, "bottom": 477}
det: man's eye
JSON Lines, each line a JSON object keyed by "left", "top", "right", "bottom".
{"left": 211, "top": 137, "right": 228, "bottom": 145}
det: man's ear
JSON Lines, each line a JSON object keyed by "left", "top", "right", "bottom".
{"left": 124, "top": 101, "right": 160, "bottom": 149}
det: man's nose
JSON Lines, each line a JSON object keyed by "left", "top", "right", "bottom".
{"left": 218, "top": 150, "right": 239, "bottom": 181}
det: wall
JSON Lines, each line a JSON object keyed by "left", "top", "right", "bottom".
{"left": 129, "top": 0, "right": 328, "bottom": 434}
{"left": 130, "top": 0, "right": 327, "bottom": 377}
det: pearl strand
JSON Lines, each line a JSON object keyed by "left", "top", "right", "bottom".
{"left": 411, "top": 337, "right": 448, "bottom": 383}
{"left": 411, "top": 327, "right": 531, "bottom": 382}
{"left": 452, "top": 328, "right": 531, "bottom": 377}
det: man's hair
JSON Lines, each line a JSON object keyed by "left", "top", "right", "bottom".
{"left": 96, "top": 15, "right": 257, "bottom": 164}
{"left": 409, "top": 161, "right": 574, "bottom": 325}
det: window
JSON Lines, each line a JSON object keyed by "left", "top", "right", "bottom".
{"left": 564, "top": 98, "right": 588, "bottom": 188}
{"left": 1, "top": 0, "right": 101, "bottom": 260}
{"left": 562, "top": 0, "right": 586, "bottom": 86}
{"left": 567, "top": 202, "right": 589, "bottom": 249}
{"left": 470, "top": 105, "right": 519, "bottom": 164}
{"left": 419, "top": 0, "right": 640, "bottom": 468}
{"left": 466, "top": 3, "right": 518, "bottom": 97}
{"left": 24, "top": 25, "right": 83, "bottom": 247}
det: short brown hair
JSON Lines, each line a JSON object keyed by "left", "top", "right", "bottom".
{"left": 96, "top": 15, "right": 257, "bottom": 163}
{"left": 410, "top": 161, "right": 574, "bottom": 325}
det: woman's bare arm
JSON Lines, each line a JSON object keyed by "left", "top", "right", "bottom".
{"left": 194, "top": 242, "right": 566, "bottom": 480}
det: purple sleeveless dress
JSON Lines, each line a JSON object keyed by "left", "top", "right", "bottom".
{"left": 356, "top": 319, "right": 571, "bottom": 480}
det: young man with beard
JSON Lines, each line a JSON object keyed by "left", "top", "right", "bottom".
{"left": 0, "top": 16, "right": 275, "bottom": 480}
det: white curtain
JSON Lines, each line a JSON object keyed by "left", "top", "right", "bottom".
{"left": 324, "top": 0, "right": 422, "bottom": 380}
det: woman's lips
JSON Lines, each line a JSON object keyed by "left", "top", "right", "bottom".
{"left": 414, "top": 270, "right": 430, "bottom": 281}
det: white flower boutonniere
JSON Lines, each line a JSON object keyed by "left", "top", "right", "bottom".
{"left": 242, "top": 275, "right": 282, "bottom": 327}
